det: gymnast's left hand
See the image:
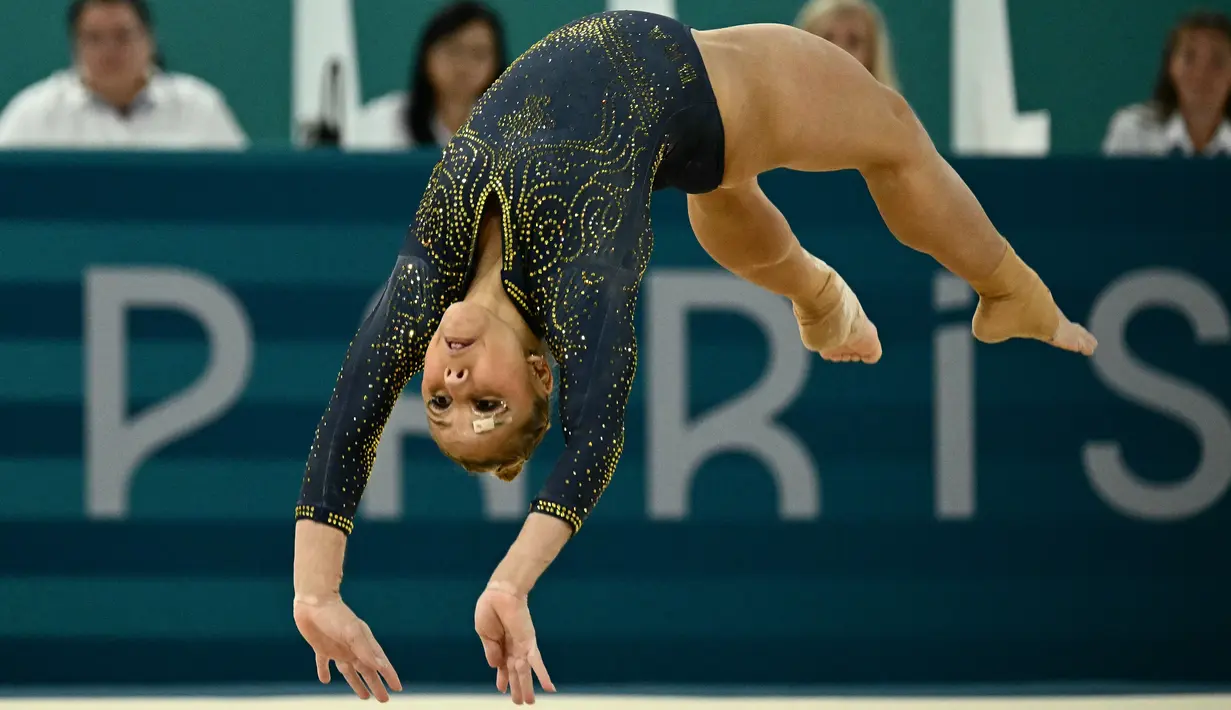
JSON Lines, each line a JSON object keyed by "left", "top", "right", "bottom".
{"left": 475, "top": 582, "right": 556, "bottom": 705}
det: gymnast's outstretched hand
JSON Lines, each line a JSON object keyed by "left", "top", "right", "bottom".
{"left": 293, "top": 595, "right": 402, "bottom": 703}
{"left": 475, "top": 583, "right": 556, "bottom": 705}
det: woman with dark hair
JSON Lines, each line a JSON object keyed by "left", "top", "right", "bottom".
{"left": 351, "top": 1, "right": 506, "bottom": 150}
{"left": 1104, "top": 10, "right": 1231, "bottom": 157}
{"left": 293, "top": 10, "right": 1096, "bottom": 705}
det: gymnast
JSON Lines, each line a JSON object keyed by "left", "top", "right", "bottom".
{"left": 291, "top": 9, "right": 1097, "bottom": 705}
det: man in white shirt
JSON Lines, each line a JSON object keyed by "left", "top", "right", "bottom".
{"left": 0, "top": 0, "right": 247, "bottom": 150}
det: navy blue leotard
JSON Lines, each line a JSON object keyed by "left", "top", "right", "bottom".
{"left": 296, "top": 10, "right": 726, "bottom": 535}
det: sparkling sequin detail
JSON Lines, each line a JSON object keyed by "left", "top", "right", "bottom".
{"left": 296, "top": 251, "right": 462, "bottom": 533}
{"left": 296, "top": 10, "right": 719, "bottom": 536}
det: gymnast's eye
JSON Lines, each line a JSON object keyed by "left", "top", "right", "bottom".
{"left": 429, "top": 394, "right": 451, "bottom": 410}
{"left": 474, "top": 398, "right": 506, "bottom": 414}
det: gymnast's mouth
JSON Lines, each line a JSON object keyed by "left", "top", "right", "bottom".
{"left": 444, "top": 337, "right": 476, "bottom": 351}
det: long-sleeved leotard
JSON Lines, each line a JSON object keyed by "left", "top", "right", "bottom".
{"left": 296, "top": 10, "right": 726, "bottom": 536}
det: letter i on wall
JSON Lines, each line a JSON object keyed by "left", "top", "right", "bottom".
{"left": 933, "top": 272, "right": 976, "bottom": 520}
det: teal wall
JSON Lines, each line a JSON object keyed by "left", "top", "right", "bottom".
{"left": 0, "top": 152, "right": 1227, "bottom": 687}
{"left": 1, "top": 0, "right": 1228, "bottom": 153}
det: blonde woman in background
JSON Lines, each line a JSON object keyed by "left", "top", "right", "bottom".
{"left": 795, "top": 0, "right": 900, "bottom": 91}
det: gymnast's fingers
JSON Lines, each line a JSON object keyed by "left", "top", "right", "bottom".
{"left": 336, "top": 661, "right": 371, "bottom": 700}
{"left": 481, "top": 636, "right": 505, "bottom": 669}
{"left": 517, "top": 655, "right": 537, "bottom": 704}
{"left": 497, "top": 665, "right": 510, "bottom": 694}
{"left": 359, "top": 636, "right": 402, "bottom": 692}
{"left": 506, "top": 660, "right": 522, "bottom": 704}
{"left": 315, "top": 653, "right": 330, "bottom": 684}
{"left": 355, "top": 662, "right": 391, "bottom": 703}
{"left": 531, "top": 649, "right": 556, "bottom": 693}
{"left": 507, "top": 657, "right": 529, "bottom": 704}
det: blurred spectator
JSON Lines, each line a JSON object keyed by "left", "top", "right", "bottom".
{"left": 794, "top": 0, "right": 900, "bottom": 91}
{"left": 1103, "top": 10, "right": 1231, "bottom": 157}
{"left": 350, "top": 1, "right": 506, "bottom": 151}
{"left": 0, "top": 0, "right": 247, "bottom": 150}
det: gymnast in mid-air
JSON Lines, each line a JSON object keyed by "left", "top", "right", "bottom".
{"left": 291, "top": 9, "right": 1098, "bottom": 705}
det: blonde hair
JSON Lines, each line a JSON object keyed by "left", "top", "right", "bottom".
{"left": 794, "top": 0, "right": 900, "bottom": 92}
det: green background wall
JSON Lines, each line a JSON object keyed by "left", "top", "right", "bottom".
{"left": 1, "top": 0, "right": 1228, "bottom": 154}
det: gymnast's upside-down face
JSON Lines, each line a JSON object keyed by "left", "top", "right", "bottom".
{"left": 420, "top": 301, "right": 553, "bottom": 480}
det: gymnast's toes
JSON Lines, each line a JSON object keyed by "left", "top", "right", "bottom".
{"left": 819, "top": 318, "right": 882, "bottom": 364}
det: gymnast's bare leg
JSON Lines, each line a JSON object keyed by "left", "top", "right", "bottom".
{"left": 688, "top": 24, "right": 1097, "bottom": 360}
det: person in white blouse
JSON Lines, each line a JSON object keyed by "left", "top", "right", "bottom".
{"left": 348, "top": 1, "right": 506, "bottom": 152}
{"left": 1103, "top": 11, "right": 1231, "bottom": 157}
{"left": 0, "top": 0, "right": 247, "bottom": 151}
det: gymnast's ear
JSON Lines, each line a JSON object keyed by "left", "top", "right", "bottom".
{"left": 527, "top": 353, "right": 554, "bottom": 395}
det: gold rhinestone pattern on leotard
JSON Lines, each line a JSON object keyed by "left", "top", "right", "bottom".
{"left": 296, "top": 12, "right": 697, "bottom": 535}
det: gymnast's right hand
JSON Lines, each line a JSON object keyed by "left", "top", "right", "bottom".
{"left": 293, "top": 595, "right": 402, "bottom": 702}
{"left": 292, "top": 520, "right": 402, "bottom": 702}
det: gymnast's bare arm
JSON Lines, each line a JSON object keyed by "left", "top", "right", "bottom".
{"left": 688, "top": 24, "right": 1097, "bottom": 359}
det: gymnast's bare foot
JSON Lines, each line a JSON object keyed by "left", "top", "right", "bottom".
{"left": 1049, "top": 315, "right": 1098, "bottom": 355}
{"left": 818, "top": 315, "right": 882, "bottom": 364}
{"left": 792, "top": 276, "right": 882, "bottom": 364}
{"left": 972, "top": 294, "right": 1098, "bottom": 356}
